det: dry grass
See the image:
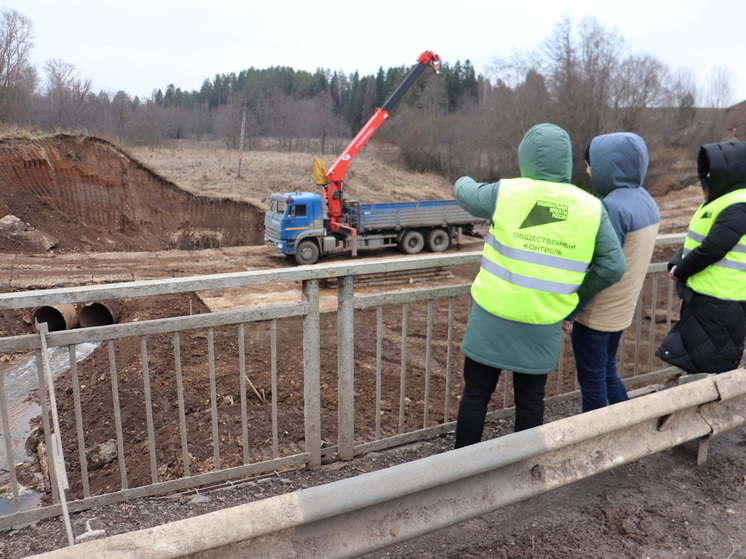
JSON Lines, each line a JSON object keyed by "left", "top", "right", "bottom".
{"left": 129, "top": 137, "right": 700, "bottom": 233}
{"left": 129, "top": 139, "right": 453, "bottom": 208}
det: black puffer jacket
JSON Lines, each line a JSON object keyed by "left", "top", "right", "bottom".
{"left": 656, "top": 141, "right": 746, "bottom": 374}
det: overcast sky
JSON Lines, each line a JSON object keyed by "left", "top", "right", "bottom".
{"left": 5, "top": 0, "right": 746, "bottom": 105}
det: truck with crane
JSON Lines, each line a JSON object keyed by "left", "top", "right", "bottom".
{"left": 263, "top": 51, "right": 487, "bottom": 265}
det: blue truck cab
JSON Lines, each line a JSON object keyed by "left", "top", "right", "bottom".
{"left": 264, "top": 192, "right": 326, "bottom": 257}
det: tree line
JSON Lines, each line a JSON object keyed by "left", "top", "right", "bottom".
{"left": 0, "top": 9, "right": 738, "bottom": 188}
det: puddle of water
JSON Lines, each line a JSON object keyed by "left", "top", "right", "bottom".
{"left": 0, "top": 490, "right": 42, "bottom": 517}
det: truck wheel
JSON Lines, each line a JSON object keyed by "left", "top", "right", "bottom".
{"left": 426, "top": 228, "right": 450, "bottom": 252}
{"left": 295, "top": 240, "right": 320, "bottom": 265}
{"left": 400, "top": 230, "right": 425, "bottom": 254}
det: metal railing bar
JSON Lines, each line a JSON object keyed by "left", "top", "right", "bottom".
{"left": 36, "top": 323, "right": 74, "bottom": 545}
{"left": 172, "top": 332, "right": 190, "bottom": 478}
{"left": 655, "top": 232, "right": 686, "bottom": 245}
{"left": 0, "top": 453, "right": 310, "bottom": 530}
{"left": 337, "top": 276, "right": 354, "bottom": 461}
{"left": 557, "top": 330, "right": 566, "bottom": 394}
{"left": 423, "top": 301, "right": 433, "bottom": 429}
{"left": 237, "top": 324, "right": 249, "bottom": 465}
{"left": 302, "top": 280, "right": 322, "bottom": 471}
{"left": 352, "top": 284, "right": 471, "bottom": 310}
{"left": 666, "top": 279, "right": 675, "bottom": 331}
{"left": 139, "top": 337, "right": 158, "bottom": 485}
{"left": 0, "top": 304, "right": 305, "bottom": 353}
{"left": 34, "top": 348, "right": 56, "bottom": 503}
{"left": 207, "top": 327, "right": 220, "bottom": 471}
{"left": 270, "top": 319, "right": 279, "bottom": 459}
{"left": 68, "top": 344, "right": 90, "bottom": 498}
{"left": 353, "top": 423, "right": 457, "bottom": 456}
{"left": 375, "top": 306, "right": 383, "bottom": 439}
{"left": 649, "top": 273, "right": 659, "bottom": 371}
{"left": 503, "top": 371, "right": 511, "bottom": 408}
{"left": 398, "top": 303, "right": 408, "bottom": 434}
{"left": 443, "top": 297, "right": 455, "bottom": 424}
{"left": 633, "top": 292, "right": 643, "bottom": 377}
{"left": 648, "top": 262, "right": 669, "bottom": 273}
{"left": 107, "top": 341, "right": 128, "bottom": 490}
{"left": 0, "top": 253, "right": 484, "bottom": 311}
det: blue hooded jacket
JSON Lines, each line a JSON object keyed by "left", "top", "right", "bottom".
{"left": 576, "top": 132, "right": 660, "bottom": 331}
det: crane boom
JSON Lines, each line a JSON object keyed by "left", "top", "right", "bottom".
{"left": 318, "top": 50, "right": 441, "bottom": 233}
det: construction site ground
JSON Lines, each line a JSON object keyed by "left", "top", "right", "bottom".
{"left": 0, "top": 135, "right": 744, "bottom": 558}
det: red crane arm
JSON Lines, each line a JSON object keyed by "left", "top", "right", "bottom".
{"left": 321, "top": 51, "right": 441, "bottom": 231}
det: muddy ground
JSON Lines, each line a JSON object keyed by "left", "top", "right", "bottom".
{"left": 0, "top": 135, "right": 744, "bottom": 558}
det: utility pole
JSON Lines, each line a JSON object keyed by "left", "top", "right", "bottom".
{"left": 237, "top": 106, "right": 247, "bottom": 178}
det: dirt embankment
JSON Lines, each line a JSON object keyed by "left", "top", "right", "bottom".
{"left": 0, "top": 135, "right": 266, "bottom": 255}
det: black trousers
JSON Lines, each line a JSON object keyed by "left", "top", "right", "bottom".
{"left": 454, "top": 356, "right": 547, "bottom": 448}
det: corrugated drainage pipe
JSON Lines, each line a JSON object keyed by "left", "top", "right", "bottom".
{"left": 78, "top": 302, "right": 118, "bottom": 328}
{"left": 32, "top": 304, "right": 79, "bottom": 331}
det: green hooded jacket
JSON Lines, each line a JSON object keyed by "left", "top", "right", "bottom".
{"left": 455, "top": 123, "right": 626, "bottom": 374}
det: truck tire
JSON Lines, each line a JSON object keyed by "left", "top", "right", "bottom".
{"left": 426, "top": 228, "right": 450, "bottom": 252}
{"left": 400, "top": 230, "right": 425, "bottom": 254}
{"left": 295, "top": 240, "right": 320, "bottom": 265}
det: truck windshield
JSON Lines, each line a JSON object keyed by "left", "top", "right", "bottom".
{"left": 268, "top": 199, "right": 287, "bottom": 216}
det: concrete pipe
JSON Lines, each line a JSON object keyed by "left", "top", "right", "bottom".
{"left": 32, "top": 304, "right": 79, "bottom": 331}
{"left": 78, "top": 302, "right": 119, "bottom": 328}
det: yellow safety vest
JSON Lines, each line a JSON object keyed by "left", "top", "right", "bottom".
{"left": 471, "top": 178, "right": 602, "bottom": 324}
{"left": 683, "top": 189, "right": 746, "bottom": 300}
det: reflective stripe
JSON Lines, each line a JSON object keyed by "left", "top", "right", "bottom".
{"left": 485, "top": 232, "right": 590, "bottom": 273}
{"left": 686, "top": 229, "right": 705, "bottom": 243}
{"left": 711, "top": 258, "right": 746, "bottom": 271}
{"left": 684, "top": 245, "right": 746, "bottom": 259}
{"left": 481, "top": 256, "right": 579, "bottom": 295}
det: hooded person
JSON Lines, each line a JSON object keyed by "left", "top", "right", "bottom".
{"left": 656, "top": 140, "right": 746, "bottom": 374}
{"left": 570, "top": 133, "right": 660, "bottom": 412}
{"left": 453, "top": 123, "right": 626, "bottom": 448}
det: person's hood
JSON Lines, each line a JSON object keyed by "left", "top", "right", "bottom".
{"left": 518, "top": 123, "right": 572, "bottom": 183}
{"left": 588, "top": 132, "right": 648, "bottom": 198}
{"left": 698, "top": 141, "right": 746, "bottom": 200}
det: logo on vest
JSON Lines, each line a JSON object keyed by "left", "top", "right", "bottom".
{"left": 520, "top": 199, "right": 569, "bottom": 229}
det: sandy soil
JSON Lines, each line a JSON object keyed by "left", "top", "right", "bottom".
{"left": 0, "top": 134, "right": 744, "bottom": 558}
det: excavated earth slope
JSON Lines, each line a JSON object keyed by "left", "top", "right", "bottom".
{"left": 0, "top": 135, "right": 265, "bottom": 255}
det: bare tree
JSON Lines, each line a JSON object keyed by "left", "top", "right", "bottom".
{"left": 0, "top": 9, "right": 37, "bottom": 124}
{"left": 213, "top": 100, "right": 247, "bottom": 149}
{"left": 666, "top": 68, "right": 699, "bottom": 132}
{"left": 698, "top": 66, "right": 734, "bottom": 143}
{"left": 704, "top": 66, "right": 733, "bottom": 109}
{"left": 611, "top": 54, "right": 669, "bottom": 131}
{"left": 540, "top": 15, "right": 627, "bottom": 185}
{"left": 127, "top": 100, "right": 166, "bottom": 147}
{"left": 43, "top": 58, "right": 93, "bottom": 131}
